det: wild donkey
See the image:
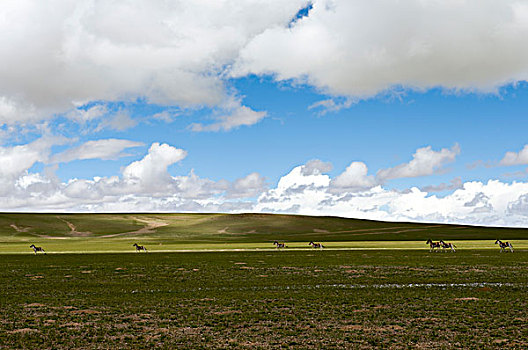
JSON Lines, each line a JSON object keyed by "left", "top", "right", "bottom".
{"left": 309, "top": 241, "right": 324, "bottom": 249}
{"left": 495, "top": 240, "right": 514, "bottom": 253}
{"left": 426, "top": 239, "right": 441, "bottom": 252}
{"left": 29, "top": 244, "right": 46, "bottom": 254}
{"left": 273, "top": 241, "right": 286, "bottom": 249}
{"left": 439, "top": 240, "right": 456, "bottom": 252}
{"left": 133, "top": 243, "right": 148, "bottom": 253}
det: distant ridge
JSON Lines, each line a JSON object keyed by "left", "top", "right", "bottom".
{"left": 0, "top": 212, "right": 527, "bottom": 242}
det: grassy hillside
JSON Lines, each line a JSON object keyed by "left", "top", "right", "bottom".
{"left": 0, "top": 212, "right": 527, "bottom": 243}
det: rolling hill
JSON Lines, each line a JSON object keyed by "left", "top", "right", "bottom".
{"left": 0, "top": 212, "right": 527, "bottom": 243}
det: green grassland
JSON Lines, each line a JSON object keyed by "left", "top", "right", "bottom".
{"left": 1, "top": 212, "right": 528, "bottom": 253}
{"left": 1, "top": 213, "right": 527, "bottom": 348}
{"left": 1, "top": 250, "right": 527, "bottom": 349}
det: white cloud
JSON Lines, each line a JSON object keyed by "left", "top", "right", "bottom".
{"left": 51, "top": 139, "right": 143, "bottom": 163}
{"left": 376, "top": 144, "right": 460, "bottom": 182}
{"left": 0, "top": 96, "right": 38, "bottom": 125}
{"left": 93, "top": 110, "right": 137, "bottom": 132}
{"left": 234, "top": 0, "right": 528, "bottom": 99}
{"left": 0, "top": 137, "right": 65, "bottom": 180}
{"left": 254, "top": 161, "right": 528, "bottom": 227}
{"left": 301, "top": 159, "right": 333, "bottom": 176}
{"left": 123, "top": 143, "right": 187, "bottom": 190}
{"left": 421, "top": 177, "right": 463, "bottom": 193}
{"left": 151, "top": 110, "right": 178, "bottom": 123}
{"left": 330, "top": 162, "right": 377, "bottom": 192}
{"left": 256, "top": 165, "right": 331, "bottom": 214}
{"left": 227, "top": 172, "right": 267, "bottom": 198}
{"left": 308, "top": 98, "right": 353, "bottom": 115}
{"left": 190, "top": 99, "right": 267, "bottom": 132}
{"left": 500, "top": 144, "right": 528, "bottom": 166}
{"left": 0, "top": 0, "right": 307, "bottom": 125}
{"left": 4, "top": 0, "right": 528, "bottom": 132}
{"left": 66, "top": 105, "right": 108, "bottom": 123}
{"left": 3, "top": 143, "right": 528, "bottom": 227}
{"left": 0, "top": 140, "right": 271, "bottom": 211}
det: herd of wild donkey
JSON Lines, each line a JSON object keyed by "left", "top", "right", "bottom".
{"left": 28, "top": 239, "right": 515, "bottom": 254}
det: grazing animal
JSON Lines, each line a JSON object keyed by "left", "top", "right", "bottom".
{"left": 495, "top": 240, "right": 514, "bottom": 253}
{"left": 439, "top": 240, "right": 456, "bottom": 252}
{"left": 309, "top": 241, "right": 324, "bottom": 249}
{"left": 29, "top": 244, "right": 45, "bottom": 255}
{"left": 133, "top": 243, "right": 147, "bottom": 252}
{"left": 426, "top": 239, "right": 441, "bottom": 252}
{"left": 273, "top": 241, "right": 286, "bottom": 249}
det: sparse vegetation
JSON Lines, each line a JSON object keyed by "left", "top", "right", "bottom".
{"left": 1, "top": 213, "right": 527, "bottom": 348}
{"left": 1, "top": 250, "right": 527, "bottom": 349}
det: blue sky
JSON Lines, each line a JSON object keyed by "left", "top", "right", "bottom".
{"left": 50, "top": 79, "right": 528, "bottom": 189}
{"left": 2, "top": 0, "right": 528, "bottom": 226}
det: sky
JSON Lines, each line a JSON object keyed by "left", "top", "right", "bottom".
{"left": 2, "top": 0, "right": 528, "bottom": 227}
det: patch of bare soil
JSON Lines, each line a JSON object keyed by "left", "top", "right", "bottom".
{"left": 49, "top": 306, "right": 76, "bottom": 310}
{"left": 57, "top": 216, "right": 92, "bottom": 237}
{"left": 454, "top": 297, "right": 479, "bottom": 301}
{"left": 323, "top": 225, "right": 442, "bottom": 235}
{"left": 61, "top": 322, "right": 84, "bottom": 329}
{"left": 70, "top": 309, "right": 101, "bottom": 315}
{"left": 25, "top": 303, "right": 46, "bottom": 307}
{"left": 100, "top": 216, "right": 169, "bottom": 237}
{"left": 213, "top": 310, "right": 242, "bottom": 315}
{"left": 7, "top": 328, "right": 39, "bottom": 334}
{"left": 341, "top": 324, "right": 404, "bottom": 332}
{"left": 313, "top": 228, "right": 329, "bottom": 233}
{"left": 414, "top": 317, "right": 441, "bottom": 322}
{"left": 217, "top": 227, "right": 229, "bottom": 234}
{"left": 10, "top": 224, "right": 31, "bottom": 232}
{"left": 26, "top": 275, "right": 44, "bottom": 279}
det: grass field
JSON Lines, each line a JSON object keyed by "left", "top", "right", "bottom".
{"left": 2, "top": 213, "right": 528, "bottom": 244}
{"left": 2, "top": 239, "right": 528, "bottom": 254}
{"left": 1, "top": 212, "right": 527, "bottom": 254}
{"left": 1, "top": 213, "right": 527, "bottom": 348}
{"left": 1, "top": 250, "right": 527, "bottom": 349}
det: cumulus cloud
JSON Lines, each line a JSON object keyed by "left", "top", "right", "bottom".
{"left": 5, "top": 0, "right": 528, "bottom": 129}
{"left": 330, "top": 162, "right": 377, "bottom": 192}
{"left": 0, "top": 137, "right": 66, "bottom": 180}
{"left": 3, "top": 143, "right": 528, "bottom": 227}
{"left": 234, "top": 0, "right": 528, "bottom": 99}
{"left": 254, "top": 162, "right": 528, "bottom": 227}
{"left": 0, "top": 141, "right": 270, "bottom": 212}
{"left": 376, "top": 144, "right": 460, "bottom": 182}
{"left": 122, "top": 143, "right": 187, "bottom": 191}
{"left": 507, "top": 194, "right": 528, "bottom": 216}
{"left": 0, "top": 0, "right": 307, "bottom": 126}
{"left": 301, "top": 159, "right": 333, "bottom": 176}
{"left": 51, "top": 139, "right": 143, "bottom": 163}
{"left": 500, "top": 144, "right": 528, "bottom": 166}
{"left": 227, "top": 172, "right": 267, "bottom": 198}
